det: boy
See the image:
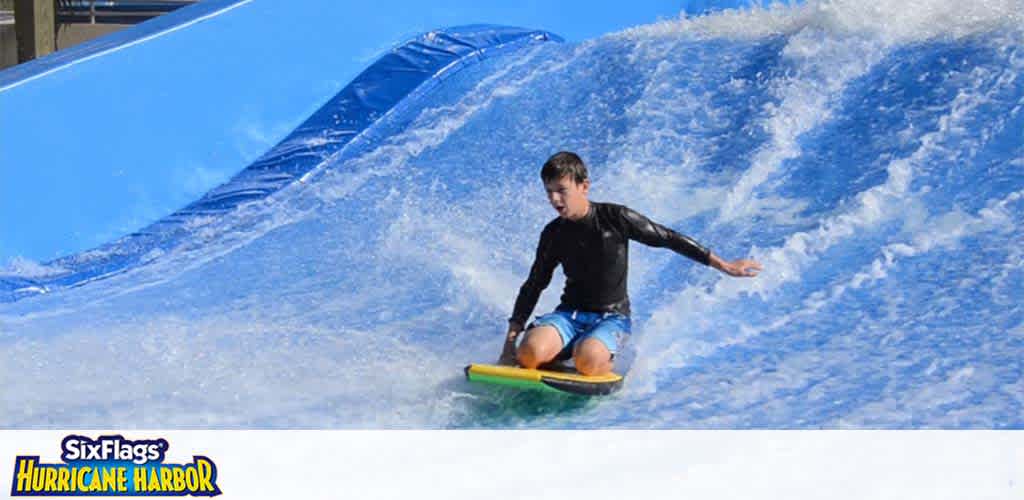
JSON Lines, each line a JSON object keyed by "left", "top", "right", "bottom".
{"left": 499, "top": 151, "right": 762, "bottom": 375}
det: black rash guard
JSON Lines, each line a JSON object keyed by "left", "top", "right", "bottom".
{"left": 509, "top": 202, "right": 712, "bottom": 328}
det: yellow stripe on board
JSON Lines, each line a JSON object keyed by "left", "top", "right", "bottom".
{"left": 467, "top": 364, "right": 622, "bottom": 384}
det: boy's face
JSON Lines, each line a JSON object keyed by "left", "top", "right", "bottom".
{"left": 544, "top": 175, "right": 590, "bottom": 220}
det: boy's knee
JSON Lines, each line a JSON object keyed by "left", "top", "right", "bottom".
{"left": 574, "top": 339, "right": 613, "bottom": 375}
{"left": 516, "top": 327, "right": 562, "bottom": 368}
{"left": 516, "top": 342, "right": 542, "bottom": 368}
{"left": 574, "top": 355, "right": 611, "bottom": 376}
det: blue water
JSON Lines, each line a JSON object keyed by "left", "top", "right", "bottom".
{"left": 1, "top": 1, "right": 1022, "bottom": 428}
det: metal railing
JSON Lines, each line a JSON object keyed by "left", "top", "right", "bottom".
{"left": 56, "top": 0, "right": 195, "bottom": 24}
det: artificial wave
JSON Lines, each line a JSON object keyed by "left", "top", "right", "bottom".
{"left": 1, "top": 0, "right": 1022, "bottom": 428}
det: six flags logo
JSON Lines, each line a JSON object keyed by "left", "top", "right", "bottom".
{"left": 10, "top": 435, "right": 221, "bottom": 497}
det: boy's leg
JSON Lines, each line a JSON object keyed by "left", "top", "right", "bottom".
{"left": 517, "top": 312, "right": 576, "bottom": 369}
{"left": 573, "top": 338, "right": 613, "bottom": 375}
{"left": 516, "top": 326, "right": 562, "bottom": 369}
{"left": 573, "top": 314, "right": 631, "bottom": 376}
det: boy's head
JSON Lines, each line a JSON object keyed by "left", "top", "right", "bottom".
{"left": 541, "top": 151, "right": 588, "bottom": 185}
{"left": 541, "top": 151, "right": 590, "bottom": 220}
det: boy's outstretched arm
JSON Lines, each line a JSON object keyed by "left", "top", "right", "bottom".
{"left": 620, "top": 205, "right": 762, "bottom": 277}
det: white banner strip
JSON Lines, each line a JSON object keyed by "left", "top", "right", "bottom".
{"left": 2, "top": 431, "right": 1021, "bottom": 500}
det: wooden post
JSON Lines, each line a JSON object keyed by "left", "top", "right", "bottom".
{"left": 13, "top": 0, "right": 55, "bottom": 63}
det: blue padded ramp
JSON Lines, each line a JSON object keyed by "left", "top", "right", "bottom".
{"left": 0, "top": 24, "right": 561, "bottom": 302}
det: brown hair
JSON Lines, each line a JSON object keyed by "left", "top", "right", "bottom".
{"left": 541, "top": 151, "right": 588, "bottom": 184}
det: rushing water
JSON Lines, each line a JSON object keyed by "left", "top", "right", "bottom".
{"left": 1, "top": 0, "right": 1022, "bottom": 428}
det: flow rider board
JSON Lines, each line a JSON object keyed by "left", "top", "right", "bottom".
{"left": 465, "top": 363, "right": 624, "bottom": 396}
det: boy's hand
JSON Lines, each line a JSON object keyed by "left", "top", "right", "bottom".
{"left": 497, "top": 323, "right": 523, "bottom": 365}
{"left": 709, "top": 253, "right": 763, "bottom": 277}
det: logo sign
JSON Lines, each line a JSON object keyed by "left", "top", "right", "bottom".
{"left": 11, "top": 435, "right": 221, "bottom": 497}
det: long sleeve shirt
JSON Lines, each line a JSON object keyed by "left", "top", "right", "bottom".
{"left": 509, "top": 202, "right": 711, "bottom": 328}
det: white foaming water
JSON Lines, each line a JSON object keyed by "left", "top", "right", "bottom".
{"left": 1, "top": 2, "right": 1022, "bottom": 428}
{"left": 622, "top": 0, "right": 1024, "bottom": 43}
{"left": 0, "top": 257, "right": 69, "bottom": 279}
